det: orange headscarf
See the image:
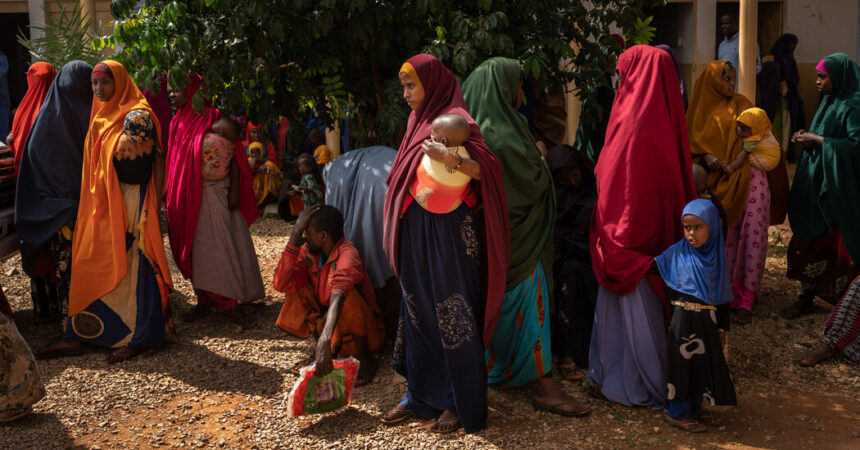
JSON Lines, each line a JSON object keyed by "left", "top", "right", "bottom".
{"left": 687, "top": 60, "right": 754, "bottom": 224}
{"left": 69, "top": 60, "right": 173, "bottom": 316}
{"left": 9, "top": 62, "right": 56, "bottom": 174}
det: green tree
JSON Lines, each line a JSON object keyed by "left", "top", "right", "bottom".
{"left": 104, "top": 0, "right": 663, "bottom": 147}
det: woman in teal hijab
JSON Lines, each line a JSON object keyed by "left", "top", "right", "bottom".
{"left": 783, "top": 53, "right": 860, "bottom": 318}
{"left": 463, "top": 57, "right": 589, "bottom": 416}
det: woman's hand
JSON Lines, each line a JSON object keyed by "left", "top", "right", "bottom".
{"left": 792, "top": 130, "right": 824, "bottom": 149}
{"left": 703, "top": 154, "right": 726, "bottom": 172}
{"left": 6, "top": 133, "right": 12, "bottom": 146}
{"left": 421, "top": 140, "right": 457, "bottom": 165}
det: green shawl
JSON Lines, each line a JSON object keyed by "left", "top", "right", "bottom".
{"left": 788, "top": 52, "right": 860, "bottom": 261}
{"left": 462, "top": 57, "right": 556, "bottom": 289}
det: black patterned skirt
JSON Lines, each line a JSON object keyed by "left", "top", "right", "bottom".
{"left": 666, "top": 290, "right": 736, "bottom": 406}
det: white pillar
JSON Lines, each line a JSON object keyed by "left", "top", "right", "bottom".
{"left": 738, "top": 0, "right": 758, "bottom": 99}
{"left": 692, "top": 0, "right": 716, "bottom": 84}
{"left": 27, "top": 0, "right": 45, "bottom": 40}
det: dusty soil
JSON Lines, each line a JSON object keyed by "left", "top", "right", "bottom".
{"left": 2, "top": 216, "right": 860, "bottom": 449}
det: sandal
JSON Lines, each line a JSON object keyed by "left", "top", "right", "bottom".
{"left": 429, "top": 411, "right": 461, "bottom": 434}
{"left": 558, "top": 362, "right": 585, "bottom": 381}
{"left": 732, "top": 309, "right": 752, "bottom": 325}
{"left": 587, "top": 383, "right": 606, "bottom": 401}
{"left": 532, "top": 396, "right": 591, "bottom": 417}
{"left": 380, "top": 405, "right": 413, "bottom": 425}
{"left": 693, "top": 411, "right": 721, "bottom": 426}
{"left": 779, "top": 298, "right": 814, "bottom": 320}
{"left": 667, "top": 416, "right": 707, "bottom": 433}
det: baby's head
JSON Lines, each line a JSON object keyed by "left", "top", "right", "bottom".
{"left": 297, "top": 153, "right": 316, "bottom": 175}
{"left": 430, "top": 114, "right": 471, "bottom": 147}
{"left": 692, "top": 163, "right": 707, "bottom": 195}
{"left": 249, "top": 141, "right": 265, "bottom": 159}
{"left": 212, "top": 116, "right": 242, "bottom": 142}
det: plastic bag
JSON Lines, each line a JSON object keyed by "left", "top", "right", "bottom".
{"left": 287, "top": 357, "right": 360, "bottom": 417}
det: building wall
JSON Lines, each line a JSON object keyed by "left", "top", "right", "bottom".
{"left": 784, "top": 0, "right": 859, "bottom": 128}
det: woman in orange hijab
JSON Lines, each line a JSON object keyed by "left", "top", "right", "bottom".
{"left": 6, "top": 62, "right": 55, "bottom": 174}
{"left": 35, "top": 61, "right": 173, "bottom": 363}
{"left": 688, "top": 61, "right": 780, "bottom": 325}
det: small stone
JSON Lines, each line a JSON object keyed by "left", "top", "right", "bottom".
{"left": 4, "top": 267, "right": 17, "bottom": 276}
{"left": 652, "top": 427, "right": 659, "bottom": 433}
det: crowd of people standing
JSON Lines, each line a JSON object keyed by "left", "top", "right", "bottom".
{"left": 2, "top": 32, "right": 860, "bottom": 437}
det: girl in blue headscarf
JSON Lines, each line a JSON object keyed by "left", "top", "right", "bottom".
{"left": 656, "top": 199, "right": 736, "bottom": 433}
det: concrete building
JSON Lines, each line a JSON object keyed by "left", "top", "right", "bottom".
{"left": 0, "top": 0, "right": 111, "bottom": 106}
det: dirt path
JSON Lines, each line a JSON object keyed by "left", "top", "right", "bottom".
{"left": 2, "top": 218, "right": 860, "bottom": 449}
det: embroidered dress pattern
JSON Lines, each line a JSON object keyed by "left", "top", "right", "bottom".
{"left": 436, "top": 293, "right": 476, "bottom": 350}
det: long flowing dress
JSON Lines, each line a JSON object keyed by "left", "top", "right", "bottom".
{"left": 15, "top": 61, "right": 92, "bottom": 318}
{"left": 1, "top": 285, "right": 45, "bottom": 420}
{"left": 688, "top": 61, "right": 779, "bottom": 313}
{"left": 463, "top": 57, "right": 556, "bottom": 388}
{"left": 383, "top": 54, "right": 510, "bottom": 433}
{"left": 546, "top": 145, "right": 598, "bottom": 369}
{"left": 165, "top": 75, "right": 262, "bottom": 311}
{"left": 787, "top": 53, "right": 860, "bottom": 302}
{"left": 588, "top": 45, "right": 696, "bottom": 410}
{"left": 65, "top": 61, "right": 173, "bottom": 349}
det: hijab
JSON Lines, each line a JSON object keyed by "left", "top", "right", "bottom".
{"left": 656, "top": 199, "right": 731, "bottom": 306}
{"left": 654, "top": 44, "right": 688, "bottom": 110}
{"left": 737, "top": 107, "right": 772, "bottom": 139}
{"left": 687, "top": 60, "right": 754, "bottom": 225}
{"left": 69, "top": 60, "right": 173, "bottom": 316}
{"left": 15, "top": 61, "right": 91, "bottom": 273}
{"left": 382, "top": 54, "right": 510, "bottom": 347}
{"left": 166, "top": 74, "right": 259, "bottom": 279}
{"left": 590, "top": 45, "right": 696, "bottom": 295}
{"left": 789, "top": 53, "right": 860, "bottom": 262}
{"left": 547, "top": 144, "right": 596, "bottom": 261}
{"left": 9, "top": 62, "right": 56, "bottom": 174}
{"left": 758, "top": 34, "right": 805, "bottom": 132}
{"left": 462, "top": 57, "right": 555, "bottom": 290}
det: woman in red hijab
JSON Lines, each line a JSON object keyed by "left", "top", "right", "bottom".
{"left": 588, "top": 45, "right": 697, "bottom": 410}
{"left": 165, "top": 74, "right": 262, "bottom": 321}
{"left": 6, "top": 62, "right": 57, "bottom": 320}
{"left": 380, "top": 54, "right": 509, "bottom": 434}
{"left": 7, "top": 62, "right": 55, "bottom": 174}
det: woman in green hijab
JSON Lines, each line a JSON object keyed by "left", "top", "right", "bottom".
{"left": 782, "top": 53, "right": 860, "bottom": 319}
{"left": 463, "top": 57, "right": 589, "bottom": 417}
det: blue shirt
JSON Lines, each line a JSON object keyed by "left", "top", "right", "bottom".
{"left": 717, "top": 32, "right": 762, "bottom": 83}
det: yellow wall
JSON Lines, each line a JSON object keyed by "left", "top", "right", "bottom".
{"left": 0, "top": 1, "right": 28, "bottom": 13}
{"left": 45, "top": 0, "right": 113, "bottom": 34}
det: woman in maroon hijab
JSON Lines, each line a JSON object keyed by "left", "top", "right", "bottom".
{"left": 380, "top": 54, "right": 509, "bottom": 433}
{"left": 588, "top": 45, "right": 697, "bottom": 410}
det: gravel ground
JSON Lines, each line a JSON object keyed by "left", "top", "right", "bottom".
{"left": 2, "top": 217, "right": 860, "bottom": 449}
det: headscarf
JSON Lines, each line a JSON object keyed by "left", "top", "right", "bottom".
{"left": 382, "top": 54, "right": 510, "bottom": 347}
{"left": 590, "top": 45, "right": 696, "bottom": 295}
{"left": 789, "top": 53, "right": 860, "bottom": 262}
{"left": 166, "top": 74, "right": 259, "bottom": 280}
{"left": 143, "top": 75, "right": 172, "bottom": 158}
{"left": 815, "top": 59, "right": 828, "bottom": 75}
{"left": 15, "top": 61, "right": 92, "bottom": 270}
{"left": 687, "top": 60, "right": 754, "bottom": 225}
{"left": 758, "top": 34, "right": 804, "bottom": 132}
{"left": 656, "top": 199, "right": 731, "bottom": 306}
{"left": 737, "top": 107, "right": 772, "bottom": 140}
{"left": 8, "top": 62, "right": 56, "bottom": 174}
{"left": 462, "top": 57, "right": 555, "bottom": 290}
{"left": 69, "top": 60, "right": 173, "bottom": 316}
{"left": 654, "top": 45, "right": 688, "bottom": 110}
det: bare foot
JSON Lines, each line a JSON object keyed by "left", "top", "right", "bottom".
{"left": 35, "top": 341, "right": 84, "bottom": 360}
{"left": 533, "top": 375, "right": 591, "bottom": 417}
{"left": 106, "top": 346, "right": 146, "bottom": 364}
{"left": 797, "top": 342, "right": 836, "bottom": 367}
{"left": 558, "top": 357, "right": 585, "bottom": 381}
{"left": 429, "top": 410, "right": 460, "bottom": 433}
